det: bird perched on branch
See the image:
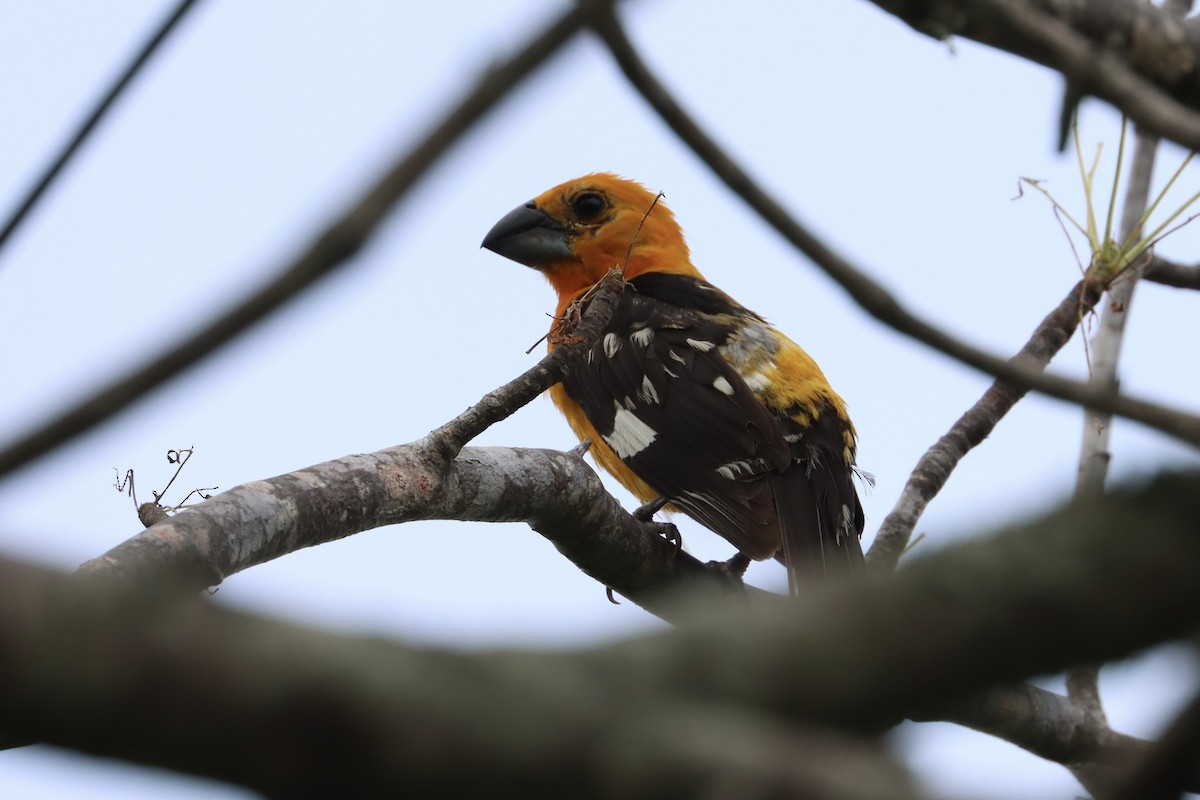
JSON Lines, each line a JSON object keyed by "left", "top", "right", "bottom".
{"left": 482, "top": 173, "right": 864, "bottom": 590}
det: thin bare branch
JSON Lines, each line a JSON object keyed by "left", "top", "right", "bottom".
{"left": 591, "top": 8, "right": 1200, "bottom": 448}
{"left": 1067, "top": 122, "right": 1163, "bottom": 732}
{"left": 1076, "top": 131, "right": 1160, "bottom": 501}
{"left": 422, "top": 271, "right": 624, "bottom": 461}
{"left": 1146, "top": 254, "right": 1200, "bottom": 288}
{"left": 0, "top": 0, "right": 203, "bottom": 257}
{"left": 0, "top": 0, "right": 610, "bottom": 482}
{"left": 866, "top": 276, "right": 1105, "bottom": 570}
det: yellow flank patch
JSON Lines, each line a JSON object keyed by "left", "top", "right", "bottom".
{"left": 756, "top": 336, "right": 845, "bottom": 417}
{"left": 549, "top": 383, "right": 660, "bottom": 502}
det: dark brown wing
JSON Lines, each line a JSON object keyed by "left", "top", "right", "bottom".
{"left": 771, "top": 407, "right": 865, "bottom": 585}
{"left": 561, "top": 273, "right": 863, "bottom": 577}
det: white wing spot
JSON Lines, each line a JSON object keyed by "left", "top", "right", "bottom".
{"left": 716, "top": 460, "right": 751, "bottom": 480}
{"left": 603, "top": 333, "right": 621, "bottom": 358}
{"left": 712, "top": 375, "right": 735, "bottom": 395}
{"left": 839, "top": 503, "right": 854, "bottom": 544}
{"left": 716, "top": 458, "right": 767, "bottom": 480}
{"left": 687, "top": 338, "right": 715, "bottom": 352}
{"left": 603, "top": 402, "right": 658, "bottom": 459}
{"left": 630, "top": 327, "right": 655, "bottom": 348}
{"left": 663, "top": 367, "right": 679, "bottom": 379}
{"left": 638, "top": 374, "right": 660, "bottom": 404}
{"left": 668, "top": 349, "right": 686, "bottom": 364}
{"left": 783, "top": 433, "right": 803, "bottom": 443}
{"left": 741, "top": 370, "right": 771, "bottom": 392}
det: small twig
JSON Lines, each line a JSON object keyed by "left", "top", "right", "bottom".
{"left": 422, "top": 271, "right": 623, "bottom": 462}
{"left": 154, "top": 447, "right": 195, "bottom": 504}
{"left": 620, "top": 191, "right": 664, "bottom": 278}
{"left": 115, "top": 448, "right": 216, "bottom": 528}
{"left": 0, "top": 0, "right": 203, "bottom": 259}
{"left": 113, "top": 468, "right": 138, "bottom": 506}
{"left": 175, "top": 487, "right": 217, "bottom": 506}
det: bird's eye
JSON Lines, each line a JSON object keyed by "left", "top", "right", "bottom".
{"left": 570, "top": 191, "right": 607, "bottom": 221}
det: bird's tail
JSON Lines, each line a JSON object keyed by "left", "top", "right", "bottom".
{"left": 773, "top": 463, "right": 864, "bottom": 594}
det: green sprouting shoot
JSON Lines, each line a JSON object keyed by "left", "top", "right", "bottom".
{"left": 1020, "top": 118, "right": 1199, "bottom": 282}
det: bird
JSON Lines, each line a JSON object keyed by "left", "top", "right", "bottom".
{"left": 481, "top": 173, "right": 864, "bottom": 590}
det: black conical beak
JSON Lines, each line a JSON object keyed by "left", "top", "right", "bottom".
{"left": 481, "top": 201, "right": 573, "bottom": 268}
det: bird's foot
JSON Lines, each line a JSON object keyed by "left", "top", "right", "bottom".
{"left": 605, "top": 587, "right": 620, "bottom": 605}
{"left": 654, "top": 521, "right": 682, "bottom": 551}
{"left": 631, "top": 495, "right": 682, "bottom": 550}
{"left": 632, "top": 494, "right": 669, "bottom": 521}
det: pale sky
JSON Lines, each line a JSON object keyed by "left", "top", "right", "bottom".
{"left": 1, "top": 2, "right": 1198, "bottom": 798}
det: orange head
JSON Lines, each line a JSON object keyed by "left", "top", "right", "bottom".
{"left": 481, "top": 173, "right": 701, "bottom": 310}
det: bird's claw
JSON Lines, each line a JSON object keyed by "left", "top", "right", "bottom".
{"left": 606, "top": 587, "right": 620, "bottom": 605}
{"left": 630, "top": 495, "right": 682, "bottom": 552}
{"left": 655, "top": 522, "right": 683, "bottom": 551}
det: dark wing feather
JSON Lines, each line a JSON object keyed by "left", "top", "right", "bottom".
{"left": 562, "top": 273, "right": 863, "bottom": 579}
{"left": 773, "top": 408, "right": 865, "bottom": 587}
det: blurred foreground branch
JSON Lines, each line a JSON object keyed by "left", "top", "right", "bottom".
{"left": 4, "top": 471, "right": 1199, "bottom": 795}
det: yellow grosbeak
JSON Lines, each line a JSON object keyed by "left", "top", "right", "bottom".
{"left": 483, "top": 173, "right": 863, "bottom": 588}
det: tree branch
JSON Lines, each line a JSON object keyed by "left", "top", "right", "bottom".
{"left": 5, "top": 471, "right": 1200, "bottom": 794}
{"left": 2, "top": 558, "right": 921, "bottom": 800}
{"left": 422, "top": 270, "right": 624, "bottom": 461}
{"left": 79, "top": 444, "right": 755, "bottom": 620}
{"left": 866, "top": 274, "right": 1105, "bottom": 570}
{"left": 867, "top": 0, "right": 1200, "bottom": 150}
{"left": 1110, "top": 686, "right": 1200, "bottom": 800}
{"left": 591, "top": 7, "right": 1200, "bottom": 449}
{"left": 1146, "top": 254, "right": 1200, "bottom": 288}
{"left": 1066, "top": 118, "right": 1166, "bottom": 749}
